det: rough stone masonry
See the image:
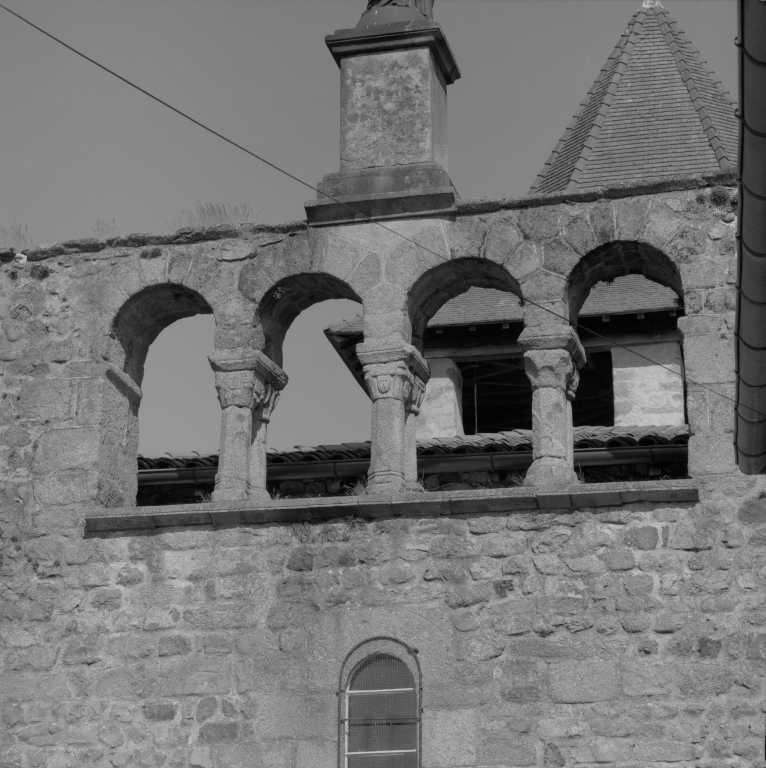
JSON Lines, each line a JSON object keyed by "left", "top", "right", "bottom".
{"left": 1, "top": 3, "right": 765, "bottom": 768}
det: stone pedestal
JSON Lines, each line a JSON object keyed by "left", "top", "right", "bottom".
{"left": 208, "top": 351, "right": 287, "bottom": 502}
{"left": 358, "top": 342, "right": 430, "bottom": 494}
{"left": 305, "top": 21, "right": 460, "bottom": 225}
{"left": 519, "top": 326, "right": 585, "bottom": 487}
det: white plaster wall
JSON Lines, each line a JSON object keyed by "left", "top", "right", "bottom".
{"left": 417, "top": 358, "right": 464, "bottom": 439}
{"left": 611, "top": 342, "right": 685, "bottom": 426}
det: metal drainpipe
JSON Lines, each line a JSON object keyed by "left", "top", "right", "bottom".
{"left": 137, "top": 445, "right": 688, "bottom": 487}
{"left": 735, "top": 0, "right": 766, "bottom": 472}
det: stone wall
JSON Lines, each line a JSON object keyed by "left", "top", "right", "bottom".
{"left": 2, "top": 477, "right": 766, "bottom": 767}
{"left": 612, "top": 342, "right": 686, "bottom": 427}
{"left": 0, "top": 177, "right": 754, "bottom": 768}
{"left": 417, "top": 357, "right": 464, "bottom": 439}
{"left": 0, "top": 177, "right": 738, "bottom": 507}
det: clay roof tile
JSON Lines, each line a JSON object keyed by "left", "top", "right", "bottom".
{"left": 529, "top": 1, "right": 737, "bottom": 194}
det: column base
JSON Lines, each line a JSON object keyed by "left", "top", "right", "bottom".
{"left": 212, "top": 477, "right": 250, "bottom": 503}
{"left": 366, "top": 470, "right": 406, "bottom": 495}
{"left": 247, "top": 487, "right": 272, "bottom": 503}
{"left": 524, "top": 458, "right": 579, "bottom": 488}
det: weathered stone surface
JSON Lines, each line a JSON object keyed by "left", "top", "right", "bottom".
{"left": 32, "top": 427, "right": 100, "bottom": 472}
{"left": 422, "top": 709, "right": 476, "bottom": 767}
{"left": 479, "top": 736, "right": 538, "bottom": 766}
{"left": 519, "top": 207, "right": 560, "bottom": 241}
{"left": 0, "top": 54, "right": 747, "bottom": 768}
{"left": 739, "top": 496, "right": 766, "bottom": 525}
{"left": 416, "top": 358, "right": 464, "bottom": 439}
{"left": 612, "top": 343, "right": 685, "bottom": 427}
{"left": 623, "top": 526, "right": 659, "bottom": 550}
{"left": 549, "top": 661, "right": 619, "bottom": 702}
{"left": 255, "top": 695, "right": 335, "bottom": 740}
{"left": 338, "top": 47, "right": 447, "bottom": 171}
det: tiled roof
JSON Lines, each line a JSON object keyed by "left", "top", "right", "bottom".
{"left": 137, "top": 425, "right": 689, "bottom": 471}
{"left": 530, "top": 0, "right": 737, "bottom": 194}
{"left": 326, "top": 274, "right": 679, "bottom": 335}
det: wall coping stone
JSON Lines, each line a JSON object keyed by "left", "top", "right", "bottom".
{"left": 3, "top": 172, "right": 736, "bottom": 265}
{"left": 455, "top": 170, "right": 737, "bottom": 216}
{"left": 84, "top": 479, "right": 699, "bottom": 533}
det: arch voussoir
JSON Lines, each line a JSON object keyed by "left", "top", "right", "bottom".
{"left": 256, "top": 272, "right": 361, "bottom": 367}
{"left": 407, "top": 257, "right": 523, "bottom": 350}
{"left": 566, "top": 240, "right": 683, "bottom": 322}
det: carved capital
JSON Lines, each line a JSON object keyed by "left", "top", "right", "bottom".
{"left": 566, "top": 365, "right": 580, "bottom": 402}
{"left": 359, "top": 341, "right": 431, "bottom": 405}
{"left": 252, "top": 379, "right": 282, "bottom": 424}
{"left": 405, "top": 374, "right": 428, "bottom": 415}
{"left": 518, "top": 325, "right": 586, "bottom": 369}
{"left": 523, "top": 348, "right": 575, "bottom": 392}
{"left": 357, "top": 341, "right": 430, "bottom": 383}
{"left": 363, "top": 361, "right": 413, "bottom": 402}
{"left": 208, "top": 350, "right": 287, "bottom": 412}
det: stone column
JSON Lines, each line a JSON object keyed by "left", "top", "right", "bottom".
{"left": 404, "top": 374, "right": 428, "bottom": 490}
{"left": 208, "top": 351, "right": 287, "bottom": 502}
{"left": 358, "top": 342, "right": 430, "bottom": 494}
{"left": 249, "top": 382, "right": 282, "bottom": 502}
{"left": 519, "top": 326, "right": 585, "bottom": 487}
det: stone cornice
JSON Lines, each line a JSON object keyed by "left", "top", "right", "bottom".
{"left": 325, "top": 21, "right": 461, "bottom": 84}
{"left": 85, "top": 480, "right": 699, "bottom": 533}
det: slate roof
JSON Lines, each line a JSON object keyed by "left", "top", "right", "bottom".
{"left": 137, "top": 425, "right": 689, "bottom": 471}
{"left": 326, "top": 274, "right": 679, "bottom": 337}
{"left": 530, "top": 0, "right": 738, "bottom": 194}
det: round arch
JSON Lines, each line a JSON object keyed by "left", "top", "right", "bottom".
{"left": 257, "top": 272, "right": 362, "bottom": 367}
{"left": 111, "top": 283, "right": 213, "bottom": 387}
{"left": 566, "top": 241, "right": 683, "bottom": 323}
{"left": 407, "top": 258, "right": 523, "bottom": 351}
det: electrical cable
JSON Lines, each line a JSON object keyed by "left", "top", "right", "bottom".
{"left": 1, "top": 2, "right": 759, "bottom": 421}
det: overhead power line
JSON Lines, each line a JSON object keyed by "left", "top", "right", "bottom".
{"left": 0, "top": 2, "right": 754, "bottom": 421}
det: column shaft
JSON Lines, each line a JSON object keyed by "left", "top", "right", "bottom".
{"left": 404, "top": 375, "right": 427, "bottom": 490}
{"left": 209, "top": 351, "right": 287, "bottom": 503}
{"left": 215, "top": 405, "right": 253, "bottom": 500}
{"left": 249, "top": 413, "right": 271, "bottom": 502}
{"left": 369, "top": 394, "right": 408, "bottom": 493}
{"left": 358, "top": 342, "right": 430, "bottom": 495}
{"left": 519, "top": 327, "right": 585, "bottom": 488}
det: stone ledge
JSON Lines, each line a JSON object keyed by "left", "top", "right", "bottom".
{"left": 305, "top": 187, "right": 458, "bottom": 226}
{"left": 456, "top": 170, "right": 737, "bottom": 216}
{"left": 84, "top": 480, "right": 699, "bottom": 533}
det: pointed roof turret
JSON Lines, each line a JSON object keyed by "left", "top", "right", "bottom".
{"left": 530, "top": 0, "right": 737, "bottom": 194}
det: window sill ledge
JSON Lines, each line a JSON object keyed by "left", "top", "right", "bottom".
{"left": 84, "top": 479, "right": 699, "bottom": 533}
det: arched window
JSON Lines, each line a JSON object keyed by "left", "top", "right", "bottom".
{"left": 339, "top": 639, "right": 421, "bottom": 768}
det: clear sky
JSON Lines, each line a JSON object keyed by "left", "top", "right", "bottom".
{"left": 0, "top": 0, "right": 737, "bottom": 455}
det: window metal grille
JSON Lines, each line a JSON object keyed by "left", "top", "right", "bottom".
{"left": 339, "top": 640, "right": 421, "bottom": 768}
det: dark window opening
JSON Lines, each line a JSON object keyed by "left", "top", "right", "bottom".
{"left": 459, "top": 351, "right": 614, "bottom": 434}
{"left": 459, "top": 358, "right": 531, "bottom": 433}
{"left": 573, "top": 351, "right": 614, "bottom": 427}
{"left": 345, "top": 654, "right": 419, "bottom": 768}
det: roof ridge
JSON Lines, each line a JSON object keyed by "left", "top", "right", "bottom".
{"left": 567, "top": 9, "right": 646, "bottom": 191}
{"left": 529, "top": 11, "right": 642, "bottom": 194}
{"left": 530, "top": 1, "right": 738, "bottom": 194}
{"left": 649, "top": 5, "right": 734, "bottom": 171}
